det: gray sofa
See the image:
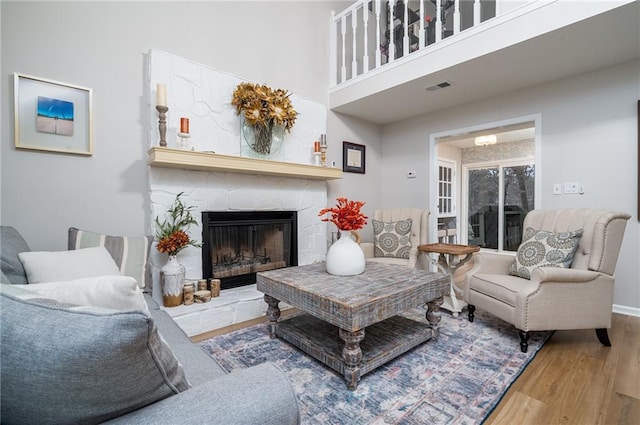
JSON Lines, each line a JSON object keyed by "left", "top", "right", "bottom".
{"left": 0, "top": 226, "right": 300, "bottom": 424}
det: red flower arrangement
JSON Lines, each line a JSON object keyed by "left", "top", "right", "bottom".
{"left": 318, "top": 197, "right": 368, "bottom": 231}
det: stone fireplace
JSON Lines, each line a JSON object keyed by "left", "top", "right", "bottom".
{"left": 146, "top": 50, "right": 334, "bottom": 336}
{"left": 202, "top": 211, "right": 298, "bottom": 290}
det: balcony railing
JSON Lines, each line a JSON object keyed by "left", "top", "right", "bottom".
{"left": 330, "top": 0, "right": 501, "bottom": 87}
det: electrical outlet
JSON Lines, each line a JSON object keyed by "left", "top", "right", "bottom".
{"left": 564, "top": 182, "right": 579, "bottom": 194}
{"left": 407, "top": 170, "right": 416, "bottom": 179}
{"left": 552, "top": 184, "right": 562, "bottom": 195}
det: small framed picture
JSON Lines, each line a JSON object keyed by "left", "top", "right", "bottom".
{"left": 14, "top": 73, "right": 93, "bottom": 155}
{"left": 342, "top": 141, "right": 366, "bottom": 174}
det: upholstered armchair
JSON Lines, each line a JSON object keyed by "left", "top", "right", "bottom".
{"left": 463, "top": 208, "right": 630, "bottom": 352}
{"left": 360, "top": 208, "right": 430, "bottom": 268}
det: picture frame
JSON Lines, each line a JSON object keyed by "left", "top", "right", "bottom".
{"left": 342, "top": 141, "right": 366, "bottom": 174}
{"left": 14, "top": 73, "right": 93, "bottom": 156}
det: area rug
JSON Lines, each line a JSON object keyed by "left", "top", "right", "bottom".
{"left": 199, "top": 309, "right": 551, "bottom": 424}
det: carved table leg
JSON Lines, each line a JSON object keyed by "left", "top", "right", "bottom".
{"left": 264, "top": 294, "right": 281, "bottom": 339}
{"left": 339, "top": 328, "right": 365, "bottom": 390}
{"left": 426, "top": 296, "right": 443, "bottom": 334}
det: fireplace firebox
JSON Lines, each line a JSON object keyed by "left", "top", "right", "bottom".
{"left": 201, "top": 211, "right": 297, "bottom": 290}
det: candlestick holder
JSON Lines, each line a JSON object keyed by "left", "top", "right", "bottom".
{"left": 177, "top": 132, "right": 191, "bottom": 150}
{"left": 156, "top": 105, "right": 169, "bottom": 147}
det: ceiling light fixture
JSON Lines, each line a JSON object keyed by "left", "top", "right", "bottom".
{"left": 475, "top": 135, "right": 497, "bottom": 146}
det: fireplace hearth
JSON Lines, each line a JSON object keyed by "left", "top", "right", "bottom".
{"left": 201, "top": 211, "right": 298, "bottom": 290}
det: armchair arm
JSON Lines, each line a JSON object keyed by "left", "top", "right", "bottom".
{"left": 531, "top": 267, "right": 601, "bottom": 284}
{"left": 360, "top": 242, "right": 374, "bottom": 259}
{"left": 465, "top": 251, "right": 514, "bottom": 276}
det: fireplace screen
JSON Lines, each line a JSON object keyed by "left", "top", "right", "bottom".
{"left": 201, "top": 211, "right": 297, "bottom": 290}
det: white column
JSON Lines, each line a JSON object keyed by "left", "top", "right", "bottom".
{"left": 474, "top": 0, "right": 481, "bottom": 26}
{"left": 329, "top": 11, "right": 337, "bottom": 87}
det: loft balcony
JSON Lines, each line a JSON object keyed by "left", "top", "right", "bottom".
{"left": 329, "top": 0, "right": 640, "bottom": 124}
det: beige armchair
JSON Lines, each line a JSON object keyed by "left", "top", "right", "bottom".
{"left": 463, "top": 208, "right": 630, "bottom": 352}
{"left": 360, "top": 208, "right": 429, "bottom": 268}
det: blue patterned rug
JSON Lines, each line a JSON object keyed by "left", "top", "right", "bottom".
{"left": 199, "top": 309, "right": 551, "bottom": 424}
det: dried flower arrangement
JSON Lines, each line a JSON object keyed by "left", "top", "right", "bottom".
{"left": 231, "top": 82, "right": 298, "bottom": 131}
{"left": 231, "top": 82, "right": 298, "bottom": 155}
{"left": 155, "top": 192, "right": 202, "bottom": 256}
{"left": 318, "top": 197, "right": 368, "bottom": 231}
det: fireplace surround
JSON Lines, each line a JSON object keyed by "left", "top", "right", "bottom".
{"left": 201, "top": 211, "right": 298, "bottom": 290}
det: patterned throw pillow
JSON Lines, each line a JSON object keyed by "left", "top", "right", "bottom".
{"left": 373, "top": 218, "right": 413, "bottom": 259}
{"left": 510, "top": 227, "right": 583, "bottom": 279}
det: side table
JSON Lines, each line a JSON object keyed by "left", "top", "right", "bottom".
{"left": 418, "top": 243, "right": 480, "bottom": 317}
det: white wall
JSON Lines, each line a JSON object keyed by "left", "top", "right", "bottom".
{"left": 380, "top": 59, "right": 640, "bottom": 310}
{"left": 1, "top": 0, "right": 361, "bottom": 250}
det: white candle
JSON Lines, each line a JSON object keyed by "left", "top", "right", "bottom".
{"left": 156, "top": 83, "right": 167, "bottom": 107}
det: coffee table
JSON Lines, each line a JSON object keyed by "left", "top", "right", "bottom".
{"left": 256, "top": 262, "right": 449, "bottom": 390}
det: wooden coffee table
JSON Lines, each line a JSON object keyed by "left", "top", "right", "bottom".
{"left": 256, "top": 262, "right": 449, "bottom": 390}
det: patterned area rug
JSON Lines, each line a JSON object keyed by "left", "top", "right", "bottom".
{"left": 199, "top": 309, "right": 551, "bottom": 424}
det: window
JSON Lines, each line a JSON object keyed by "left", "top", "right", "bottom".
{"left": 466, "top": 161, "right": 534, "bottom": 251}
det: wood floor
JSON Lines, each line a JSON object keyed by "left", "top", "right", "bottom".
{"left": 193, "top": 312, "right": 640, "bottom": 425}
{"left": 486, "top": 313, "right": 640, "bottom": 425}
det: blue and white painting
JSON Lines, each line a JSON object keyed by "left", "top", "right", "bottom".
{"left": 36, "top": 96, "right": 74, "bottom": 136}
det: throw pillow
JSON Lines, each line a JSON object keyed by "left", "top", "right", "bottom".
{"left": 0, "top": 287, "right": 189, "bottom": 424}
{"left": 68, "top": 227, "right": 153, "bottom": 289}
{"left": 18, "top": 246, "right": 121, "bottom": 284}
{"left": 0, "top": 226, "right": 31, "bottom": 284}
{"left": 510, "top": 227, "right": 583, "bottom": 279}
{"left": 373, "top": 218, "right": 413, "bottom": 259}
{"left": 13, "top": 275, "right": 149, "bottom": 313}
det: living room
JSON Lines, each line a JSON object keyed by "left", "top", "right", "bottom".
{"left": 1, "top": 0, "right": 639, "bottom": 423}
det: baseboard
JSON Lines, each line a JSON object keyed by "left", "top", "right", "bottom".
{"left": 613, "top": 304, "right": 640, "bottom": 317}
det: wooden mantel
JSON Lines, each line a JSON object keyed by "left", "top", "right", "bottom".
{"left": 148, "top": 147, "right": 342, "bottom": 180}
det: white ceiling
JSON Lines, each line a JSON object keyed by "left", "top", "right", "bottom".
{"left": 329, "top": 1, "right": 640, "bottom": 125}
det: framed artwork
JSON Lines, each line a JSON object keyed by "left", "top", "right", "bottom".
{"left": 14, "top": 73, "right": 93, "bottom": 155}
{"left": 343, "top": 141, "right": 366, "bottom": 174}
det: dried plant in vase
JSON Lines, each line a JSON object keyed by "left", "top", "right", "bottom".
{"left": 231, "top": 82, "right": 298, "bottom": 155}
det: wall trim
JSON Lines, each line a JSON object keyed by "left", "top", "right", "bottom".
{"left": 613, "top": 304, "right": 640, "bottom": 317}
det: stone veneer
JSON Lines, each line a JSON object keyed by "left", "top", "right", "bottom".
{"left": 147, "top": 49, "right": 329, "bottom": 336}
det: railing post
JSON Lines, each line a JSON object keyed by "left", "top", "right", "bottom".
{"left": 352, "top": 10, "right": 358, "bottom": 78}
{"left": 389, "top": 0, "right": 396, "bottom": 62}
{"left": 453, "top": 0, "right": 460, "bottom": 34}
{"left": 375, "top": 0, "right": 382, "bottom": 67}
{"left": 474, "top": 0, "right": 481, "bottom": 26}
{"left": 435, "top": 0, "right": 442, "bottom": 42}
{"left": 330, "top": 11, "right": 337, "bottom": 87}
{"left": 419, "top": 0, "right": 425, "bottom": 49}
{"left": 363, "top": 0, "right": 369, "bottom": 73}
{"left": 403, "top": 0, "right": 409, "bottom": 58}
{"left": 341, "top": 15, "right": 347, "bottom": 83}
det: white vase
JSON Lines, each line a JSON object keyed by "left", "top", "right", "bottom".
{"left": 161, "top": 255, "right": 185, "bottom": 307}
{"left": 326, "top": 230, "right": 366, "bottom": 276}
